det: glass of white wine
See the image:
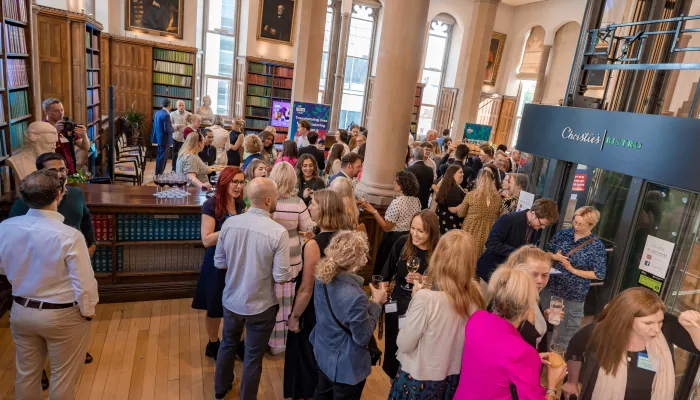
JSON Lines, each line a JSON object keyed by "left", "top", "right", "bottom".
{"left": 402, "top": 257, "right": 421, "bottom": 291}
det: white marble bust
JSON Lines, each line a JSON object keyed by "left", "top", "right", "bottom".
{"left": 196, "top": 95, "right": 214, "bottom": 124}
{"left": 6, "top": 121, "right": 59, "bottom": 182}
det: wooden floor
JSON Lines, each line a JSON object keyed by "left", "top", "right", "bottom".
{"left": 0, "top": 299, "right": 391, "bottom": 399}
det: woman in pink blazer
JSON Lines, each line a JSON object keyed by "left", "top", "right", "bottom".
{"left": 455, "top": 266, "right": 567, "bottom": 400}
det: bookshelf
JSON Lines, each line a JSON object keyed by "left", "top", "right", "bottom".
{"left": 236, "top": 57, "right": 294, "bottom": 142}
{"left": 0, "top": 0, "right": 32, "bottom": 159}
{"left": 363, "top": 78, "right": 424, "bottom": 136}
{"left": 152, "top": 48, "right": 195, "bottom": 112}
{"left": 86, "top": 24, "right": 101, "bottom": 144}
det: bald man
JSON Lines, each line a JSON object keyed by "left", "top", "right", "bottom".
{"left": 213, "top": 177, "right": 292, "bottom": 400}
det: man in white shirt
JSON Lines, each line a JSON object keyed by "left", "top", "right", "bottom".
{"left": 170, "top": 100, "right": 191, "bottom": 171}
{"left": 294, "top": 119, "right": 311, "bottom": 149}
{"left": 214, "top": 178, "right": 292, "bottom": 400}
{"left": 0, "top": 170, "right": 98, "bottom": 399}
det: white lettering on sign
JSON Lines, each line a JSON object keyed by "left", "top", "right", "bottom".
{"left": 561, "top": 127, "right": 603, "bottom": 145}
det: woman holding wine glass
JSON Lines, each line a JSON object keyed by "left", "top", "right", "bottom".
{"left": 379, "top": 210, "right": 440, "bottom": 380}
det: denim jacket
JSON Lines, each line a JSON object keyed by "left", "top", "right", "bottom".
{"left": 310, "top": 273, "right": 383, "bottom": 385}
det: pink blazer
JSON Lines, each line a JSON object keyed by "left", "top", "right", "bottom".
{"left": 455, "top": 310, "right": 545, "bottom": 399}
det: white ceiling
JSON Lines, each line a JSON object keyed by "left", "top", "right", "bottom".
{"left": 502, "top": 0, "right": 547, "bottom": 6}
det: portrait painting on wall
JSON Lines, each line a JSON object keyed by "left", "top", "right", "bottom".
{"left": 258, "top": 0, "right": 297, "bottom": 45}
{"left": 484, "top": 32, "right": 507, "bottom": 86}
{"left": 126, "top": 0, "right": 184, "bottom": 39}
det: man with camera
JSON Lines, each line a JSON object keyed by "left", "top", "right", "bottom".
{"left": 41, "top": 98, "right": 91, "bottom": 174}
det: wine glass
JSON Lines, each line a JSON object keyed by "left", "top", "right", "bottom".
{"left": 402, "top": 257, "right": 421, "bottom": 291}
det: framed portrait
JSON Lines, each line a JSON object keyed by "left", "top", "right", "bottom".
{"left": 126, "top": 0, "right": 184, "bottom": 39}
{"left": 484, "top": 32, "right": 507, "bottom": 86}
{"left": 258, "top": 0, "right": 297, "bottom": 45}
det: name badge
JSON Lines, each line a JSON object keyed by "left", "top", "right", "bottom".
{"left": 399, "top": 315, "right": 406, "bottom": 329}
{"left": 385, "top": 301, "right": 397, "bottom": 314}
{"left": 637, "top": 353, "right": 656, "bottom": 372}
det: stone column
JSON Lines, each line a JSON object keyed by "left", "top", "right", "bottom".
{"left": 329, "top": 0, "right": 352, "bottom": 130}
{"left": 355, "top": 0, "right": 430, "bottom": 205}
{"left": 290, "top": 0, "right": 328, "bottom": 104}
{"left": 532, "top": 45, "right": 552, "bottom": 104}
{"left": 451, "top": 0, "right": 501, "bottom": 140}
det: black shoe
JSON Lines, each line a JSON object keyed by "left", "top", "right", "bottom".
{"left": 205, "top": 340, "right": 220, "bottom": 360}
{"left": 214, "top": 383, "right": 232, "bottom": 400}
{"left": 85, "top": 352, "right": 93, "bottom": 364}
{"left": 41, "top": 370, "right": 49, "bottom": 391}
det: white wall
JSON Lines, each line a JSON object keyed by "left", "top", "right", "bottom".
{"left": 542, "top": 21, "right": 580, "bottom": 105}
{"left": 238, "top": 0, "right": 300, "bottom": 62}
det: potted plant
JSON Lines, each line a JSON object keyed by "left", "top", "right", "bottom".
{"left": 123, "top": 102, "right": 145, "bottom": 143}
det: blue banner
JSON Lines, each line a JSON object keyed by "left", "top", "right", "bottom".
{"left": 289, "top": 101, "right": 331, "bottom": 140}
{"left": 464, "top": 123, "right": 492, "bottom": 145}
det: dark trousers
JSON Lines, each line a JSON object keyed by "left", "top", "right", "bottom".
{"left": 215, "top": 304, "right": 278, "bottom": 400}
{"left": 171, "top": 141, "right": 183, "bottom": 171}
{"left": 313, "top": 370, "right": 366, "bottom": 400}
{"left": 155, "top": 143, "right": 170, "bottom": 175}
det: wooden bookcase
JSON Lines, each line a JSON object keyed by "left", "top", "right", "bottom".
{"left": 0, "top": 0, "right": 33, "bottom": 160}
{"left": 363, "top": 77, "right": 424, "bottom": 135}
{"left": 105, "top": 35, "right": 196, "bottom": 148}
{"left": 235, "top": 56, "right": 294, "bottom": 143}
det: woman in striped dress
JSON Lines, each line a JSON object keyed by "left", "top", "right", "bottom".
{"left": 268, "top": 161, "right": 315, "bottom": 355}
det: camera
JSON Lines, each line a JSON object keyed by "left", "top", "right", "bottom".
{"left": 62, "top": 116, "right": 75, "bottom": 137}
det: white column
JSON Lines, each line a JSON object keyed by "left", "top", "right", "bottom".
{"left": 290, "top": 0, "right": 328, "bottom": 104}
{"left": 532, "top": 45, "right": 552, "bottom": 104}
{"left": 329, "top": 0, "right": 352, "bottom": 130}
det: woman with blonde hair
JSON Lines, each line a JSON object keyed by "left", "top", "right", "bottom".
{"left": 456, "top": 265, "right": 567, "bottom": 399}
{"left": 284, "top": 190, "right": 347, "bottom": 399}
{"left": 563, "top": 287, "right": 700, "bottom": 400}
{"left": 176, "top": 132, "right": 213, "bottom": 190}
{"left": 183, "top": 113, "right": 202, "bottom": 140}
{"left": 450, "top": 165, "right": 502, "bottom": 255}
{"left": 268, "top": 161, "right": 314, "bottom": 355}
{"left": 329, "top": 177, "right": 364, "bottom": 232}
{"left": 310, "top": 231, "right": 388, "bottom": 398}
{"left": 389, "top": 230, "right": 484, "bottom": 399}
{"left": 209, "top": 115, "right": 235, "bottom": 166}
{"left": 241, "top": 134, "right": 263, "bottom": 171}
{"left": 226, "top": 117, "right": 245, "bottom": 166}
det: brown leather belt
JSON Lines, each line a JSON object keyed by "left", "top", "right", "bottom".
{"left": 13, "top": 296, "right": 77, "bottom": 310}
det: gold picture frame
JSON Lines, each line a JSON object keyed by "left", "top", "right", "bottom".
{"left": 484, "top": 32, "right": 507, "bottom": 87}
{"left": 125, "top": 0, "right": 184, "bottom": 39}
{"left": 257, "top": 0, "right": 297, "bottom": 46}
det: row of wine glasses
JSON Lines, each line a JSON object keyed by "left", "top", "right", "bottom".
{"left": 153, "top": 172, "right": 191, "bottom": 199}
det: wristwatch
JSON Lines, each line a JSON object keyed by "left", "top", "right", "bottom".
{"left": 545, "top": 388, "right": 557, "bottom": 396}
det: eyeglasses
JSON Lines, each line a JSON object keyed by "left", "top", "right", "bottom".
{"left": 231, "top": 180, "right": 246, "bottom": 187}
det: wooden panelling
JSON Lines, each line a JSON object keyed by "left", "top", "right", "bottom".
{"left": 70, "top": 21, "right": 85, "bottom": 122}
{"left": 101, "top": 33, "right": 110, "bottom": 89}
{"left": 110, "top": 40, "right": 153, "bottom": 138}
{"left": 434, "top": 87, "right": 458, "bottom": 134}
{"left": 493, "top": 96, "right": 517, "bottom": 145}
{"left": 36, "top": 14, "right": 70, "bottom": 115}
{"left": 476, "top": 93, "right": 503, "bottom": 131}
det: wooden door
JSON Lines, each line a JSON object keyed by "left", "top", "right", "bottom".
{"left": 476, "top": 93, "right": 503, "bottom": 131}
{"left": 110, "top": 40, "right": 152, "bottom": 143}
{"left": 36, "top": 15, "right": 70, "bottom": 116}
{"left": 434, "top": 87, "right": 457, "bottom": 134}
{"left": 493, "top": 96, "right": 517, "bottom": 145}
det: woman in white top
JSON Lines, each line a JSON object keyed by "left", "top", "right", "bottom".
{"left": 210, "top": 115, "right": 240, "bottom": 166}
{"left": 389, "top": 230, "right": 485, "bottom": 399}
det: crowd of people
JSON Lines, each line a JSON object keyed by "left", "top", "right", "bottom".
{"left": 1, "top": 97, "right": 699, "bottom": 400}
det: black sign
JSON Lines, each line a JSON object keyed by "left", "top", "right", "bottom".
{"left": 516, "top": 104, "right": 700, "bottom": 193}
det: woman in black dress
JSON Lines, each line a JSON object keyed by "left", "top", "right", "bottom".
{"left": 226, "top": 118, "right": 244, "bottom": 166}
{"left": 295, "top": 154, "right": 326, "bottom": 206}
{"left": 191, "top": 166, "right": 245, "bottom": 359}
{"left": 380, "top": 210, "right": 440, "bottom": 380}
{"left": 284, "top": 190, "right": 348, "bottom": 399}
{"left": 433, "top": 164, "right": 466, "bottom": 233}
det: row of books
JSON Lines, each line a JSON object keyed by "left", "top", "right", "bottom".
{"left": 9, "top": 119, "right": 27, "bottom": 151}
{"left": 0, "top": 135, "right": 8, "bottom": 158}
{"left": 5, "top": 25, "right": 26, "bottom": 54}
{"left": 153, "top": 60, "right": 193, "bottom": 76}
{"left": 246, "top": 95, "right": 271, "bottom": 108}
{"left": 7, "top": 58, "right": 27, "bottom": 87}
{"left": 272, "top": 88, "right": 291, "bottom": 99}
{"left": 85, "top": 31, "right": 99, "bottom": 50}
{"left": 3, "top": 0, "right": 27, "bottom": 22}
{"left": 87, "top": 124, "right": 96, "bottom": 141}
{"left": 154, "top": 48, "right": 194, "bottom": 64}
{"left": 86, "top": 71, "right": 99, "bottom": 87}
{"left": 87, "top": 89, "right": 100, "bottom": 106}
{"left": 413, "top": 97, "right": 421, "bottom": 106}
{"left": 119, "top": 245, "right": 205, "bottom": 273}
{"left": 153, "top": 72, "right": 192, "bottom": 87}
{"left": 153, "top": 96, "right": 192, "bottom": 110}
{"left": 92, "top": 246, "right": 114, "bottom": 273}
{"left": 116, "top": 214, "right": 202, "bottom": 241}
{"left": 93, "top": 214, "right": 113, "bottom": 241}
{"left": 247, "top": 74, "right": 272, "bottom": 86}
{"left": 8, "top": 89, "right": 28, "bottom": 118}
{"left": 86, "top": 53, "right": 99, "bottom": 69}
{"left": 87, "top": 105, "right": 100, "bottom": 125}
{"left": 245, "top": 118, "right": 269, "bottom": 130}
{"left": 248, "top": 84, "right": 271, "bottom": 97}
{"left": 153, "top": 84, "right": 192, "bottom": 98}
{"left": 245, "top": 106, "right": 270, "bottom": 118}
{"left": 272, "top": 78, "right": 293, "bottom": 89}
{"left": 247, "top": 63, "right": 293, "bottom": 78}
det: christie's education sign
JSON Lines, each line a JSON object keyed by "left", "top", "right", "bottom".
{"left": 516, "top": 104, "right": 700, "bottom": 193}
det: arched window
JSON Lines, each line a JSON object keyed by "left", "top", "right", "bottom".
{"left": 202, "top": 0, "right": 239, "bottom": 117}
{"left": 318, "top": 0, "right": 335, "bottom": 103}
{"left": 338, "top": 4, "right": 378, "bottom": 129}
{"left": 417, "top": 15, "right": 454, "bottom": 138}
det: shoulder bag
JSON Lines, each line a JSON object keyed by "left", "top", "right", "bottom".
{"left": 566, "top": 236, "right": 597, "bottom": 257}
{"left": 322, "top": 284, "right": 382, "bottom": 366}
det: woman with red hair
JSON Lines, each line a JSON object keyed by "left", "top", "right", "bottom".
{"left": 192, "top": 166, "right": 246, "bottom": 360}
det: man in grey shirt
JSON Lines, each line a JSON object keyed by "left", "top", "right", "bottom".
{"left": 214, "top": 177, "right": 292, "bottom": 400}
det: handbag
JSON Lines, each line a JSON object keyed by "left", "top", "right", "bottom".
{"left": 322, "top": 284, "right": 382, "bottom": 366}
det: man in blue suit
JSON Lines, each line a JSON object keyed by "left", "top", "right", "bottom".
{"left": 151, "top": 99, "right": 174, "bottom": 175}
{"left": 328, "top": 152, "right": 362, "bottom": 185}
